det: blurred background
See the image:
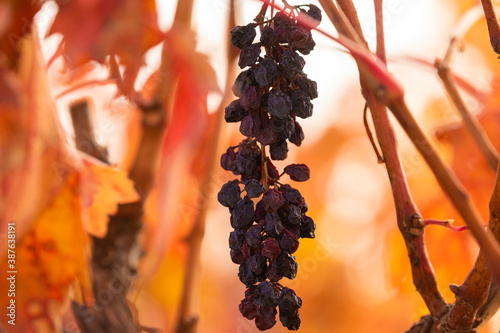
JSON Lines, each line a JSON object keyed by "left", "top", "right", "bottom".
{"left": 35, "top": 0, "right": 500, "bottom": 332}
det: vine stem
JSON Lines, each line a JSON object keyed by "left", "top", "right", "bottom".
{"left": 261, "top": 144, "right": 270, "bottom": 191}
{"left": 423, "top": 219, "right": 472, "bottom": 232}
{"left": 317, "top": 0, "right": 447, "bottom": 318}
{"left": 440, "top": 162, "right": 500, "bottom": 331}
{"left": 435, "top": 37, "right": 499, "bottom": 171}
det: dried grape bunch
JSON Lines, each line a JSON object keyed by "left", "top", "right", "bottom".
{"left": 218, "top": 3, "right": 320, "bottom": 331}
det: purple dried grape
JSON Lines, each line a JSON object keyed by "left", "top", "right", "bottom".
{"left": 300, "top": 214, "right": 316, "bottom": 238}
{"left": 272, "top": 115, "right": 295, "bottom": 140}
{"left": 290, "top": 89, "right": 313, "bottom": 119}
{"left": 239, "top": 294, "right": 258, "bottom": 320}
{"left": 230, "top": 23, "right": 257, "bottom": 49}
{"left": 229, "top": 229, "right": 246, "bottom": 251}
{"left": 256, "top": 117, "right": 279, "bottom": 145}
{"left": 225, "top": 99, "right": 246, "bottom": 123}
{"left": 221, "top": 147, "right": 237, "bottom": 171}
{"left": 268, "top": 90, "right": 292, "bottom": 119}
{"left": 279, "top": 287, "right": 302, "bottom": 313}
{"left": 274, "top": 12, "right": 294, "bottom": 43}
{"left": 247, "top": 252, "right": 267, "bottom": 275}
{"left": 263, "top": 188, "right": 284, "bottom": 211}
{"left": 232, "top": 197, "right": 255, "bottom": 228}
{"left": 260, "top": 26, "right": 275, "bottom": 46}
{"left": 279, "top": 229, "right": 300, "bottom": 253}
{"left": 284, "top": 164, "right": 310, "bottom": 181}
{"left": 270, "top": 140, "right": 288, "bottom": 161}
{"left": 265, "top": 212, "right": 284, "bottom": 238}
{"left": 239, "top": 43, "right": 262, "bottom": 68}
{"left": 280, "top": 49, "right": 305, "bottom": 79}
{"left": 230, "top": 249, "right": 245, "bottom": 264}
{"left": 297, "top": 35, "right": 316, "bottom": 55}
{"left": 287, "top": 205, "right": 302, "bottom": 225}
{"left": 232, "top": 69, "right": 255, "bottom": 97}
{"left": 255, "top": 199, "right": 267, "bottom": 221}
{"left": 245, "top": 225, "right": 262, "bottom": 249}
{"left": 282, "top": 184, "right": 304, "bottom": 206}
{"left": 235, "top": 142, "right": 260, "bottom": 177}
{"left": 274, "top": 251, "right": 298, "bottom": 280}
{"left": 241, "top": 240, "right": 253, "bottom": 259}
{"left": 240, "top": 86, "right": 261, "bottom": 111}
{"left": 245, "top": 179, "right": 265, "bottom": 198}
{"left": 289, "top": 121, "right": 305, "bottom": 146}
{"left": 288, "top": 26, "right": 310, "bottom": 50}
{"left": 255, "top": 306, "right": 277, "bottom": 330}
{"left": 240, "top": 114, "right": 257, "bottom": 137}
{"left": 267, "top": 160, "right": 280, "bottom": 179}
{"left": 295, "top": 74, "right": 318, "bottom": 99}
{"left": 279, "top": 311, "right": 301, "bottom": 331}
{"left": 262, "top": 237, "right": 281, "bottom": 258}
{"left": 286, "top": 223, "right": 301, "bottom": 239}
{"left": 238, "top": 261, "right": 258, "bottom": 287}
{"left": 217, "top": 180, "right": 241, "bottom": 208}
{"left": 254, "top": 58, "right": 278, "bottom": 87}
{"left": 307, "top": 4, "right": 322, "bottom": 25}
{"left": 256, "top": 281, "right": 278, "bottom": 307}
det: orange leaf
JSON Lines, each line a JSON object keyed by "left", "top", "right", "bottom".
{"left": 0, "top": 174, "right": 91, "bottom": 332}
{"left": 78, "top": 158, "right": 139, "bottom": 237}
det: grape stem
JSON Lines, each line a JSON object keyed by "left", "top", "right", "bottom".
{"left": 422, "top": 219, "right": 471, "bottom": 232}
{"left": 261, "top": 144, "right": 270, "bottom": 190}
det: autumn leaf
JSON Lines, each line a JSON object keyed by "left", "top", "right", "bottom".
{"left": 78, "top": 157, "right": 139, "bottom": 238}
{"left": 0, "top": 27, "right": 71, "bottom": 253}
{"left": 0, "top": 174, "right": 91, "bottom": 332}
{"left": 48, "top": 0, "right": 163, "bottom": 94}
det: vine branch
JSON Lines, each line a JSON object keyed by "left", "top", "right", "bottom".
{"left": 317, "top": 0, "right": 447, "bottom": 318}
{"left": 435, "top": 38, "right": 499, "bottom": 171}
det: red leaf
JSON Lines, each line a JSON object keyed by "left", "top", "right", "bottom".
{"left": 48, "top": 0, "right": 163, "bottom": 94}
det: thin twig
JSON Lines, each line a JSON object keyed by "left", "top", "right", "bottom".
{"left": 435, "top": 57, "right": 499, "bottom": 171}
{"left": 363, "top": 103, "right": 384, "bottom": 163}
{"left": 374, "top": 0, "right": 386, "bottom": 64}
{"left": 480, "top": 0, "right": 500, "bottom": 54}
{"left": 423, "top": 219, "right": 472, "bottom": 232}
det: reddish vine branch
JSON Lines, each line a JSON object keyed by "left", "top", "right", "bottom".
{"left": 317, "top": 0, "right": 447, "bottom": 318}
{"left": 440, "top": 162, "right": 500, "bottom": 331}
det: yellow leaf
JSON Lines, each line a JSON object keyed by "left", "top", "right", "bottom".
{"left": 0, "top": 174, "right": 91, "bottom": 332}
